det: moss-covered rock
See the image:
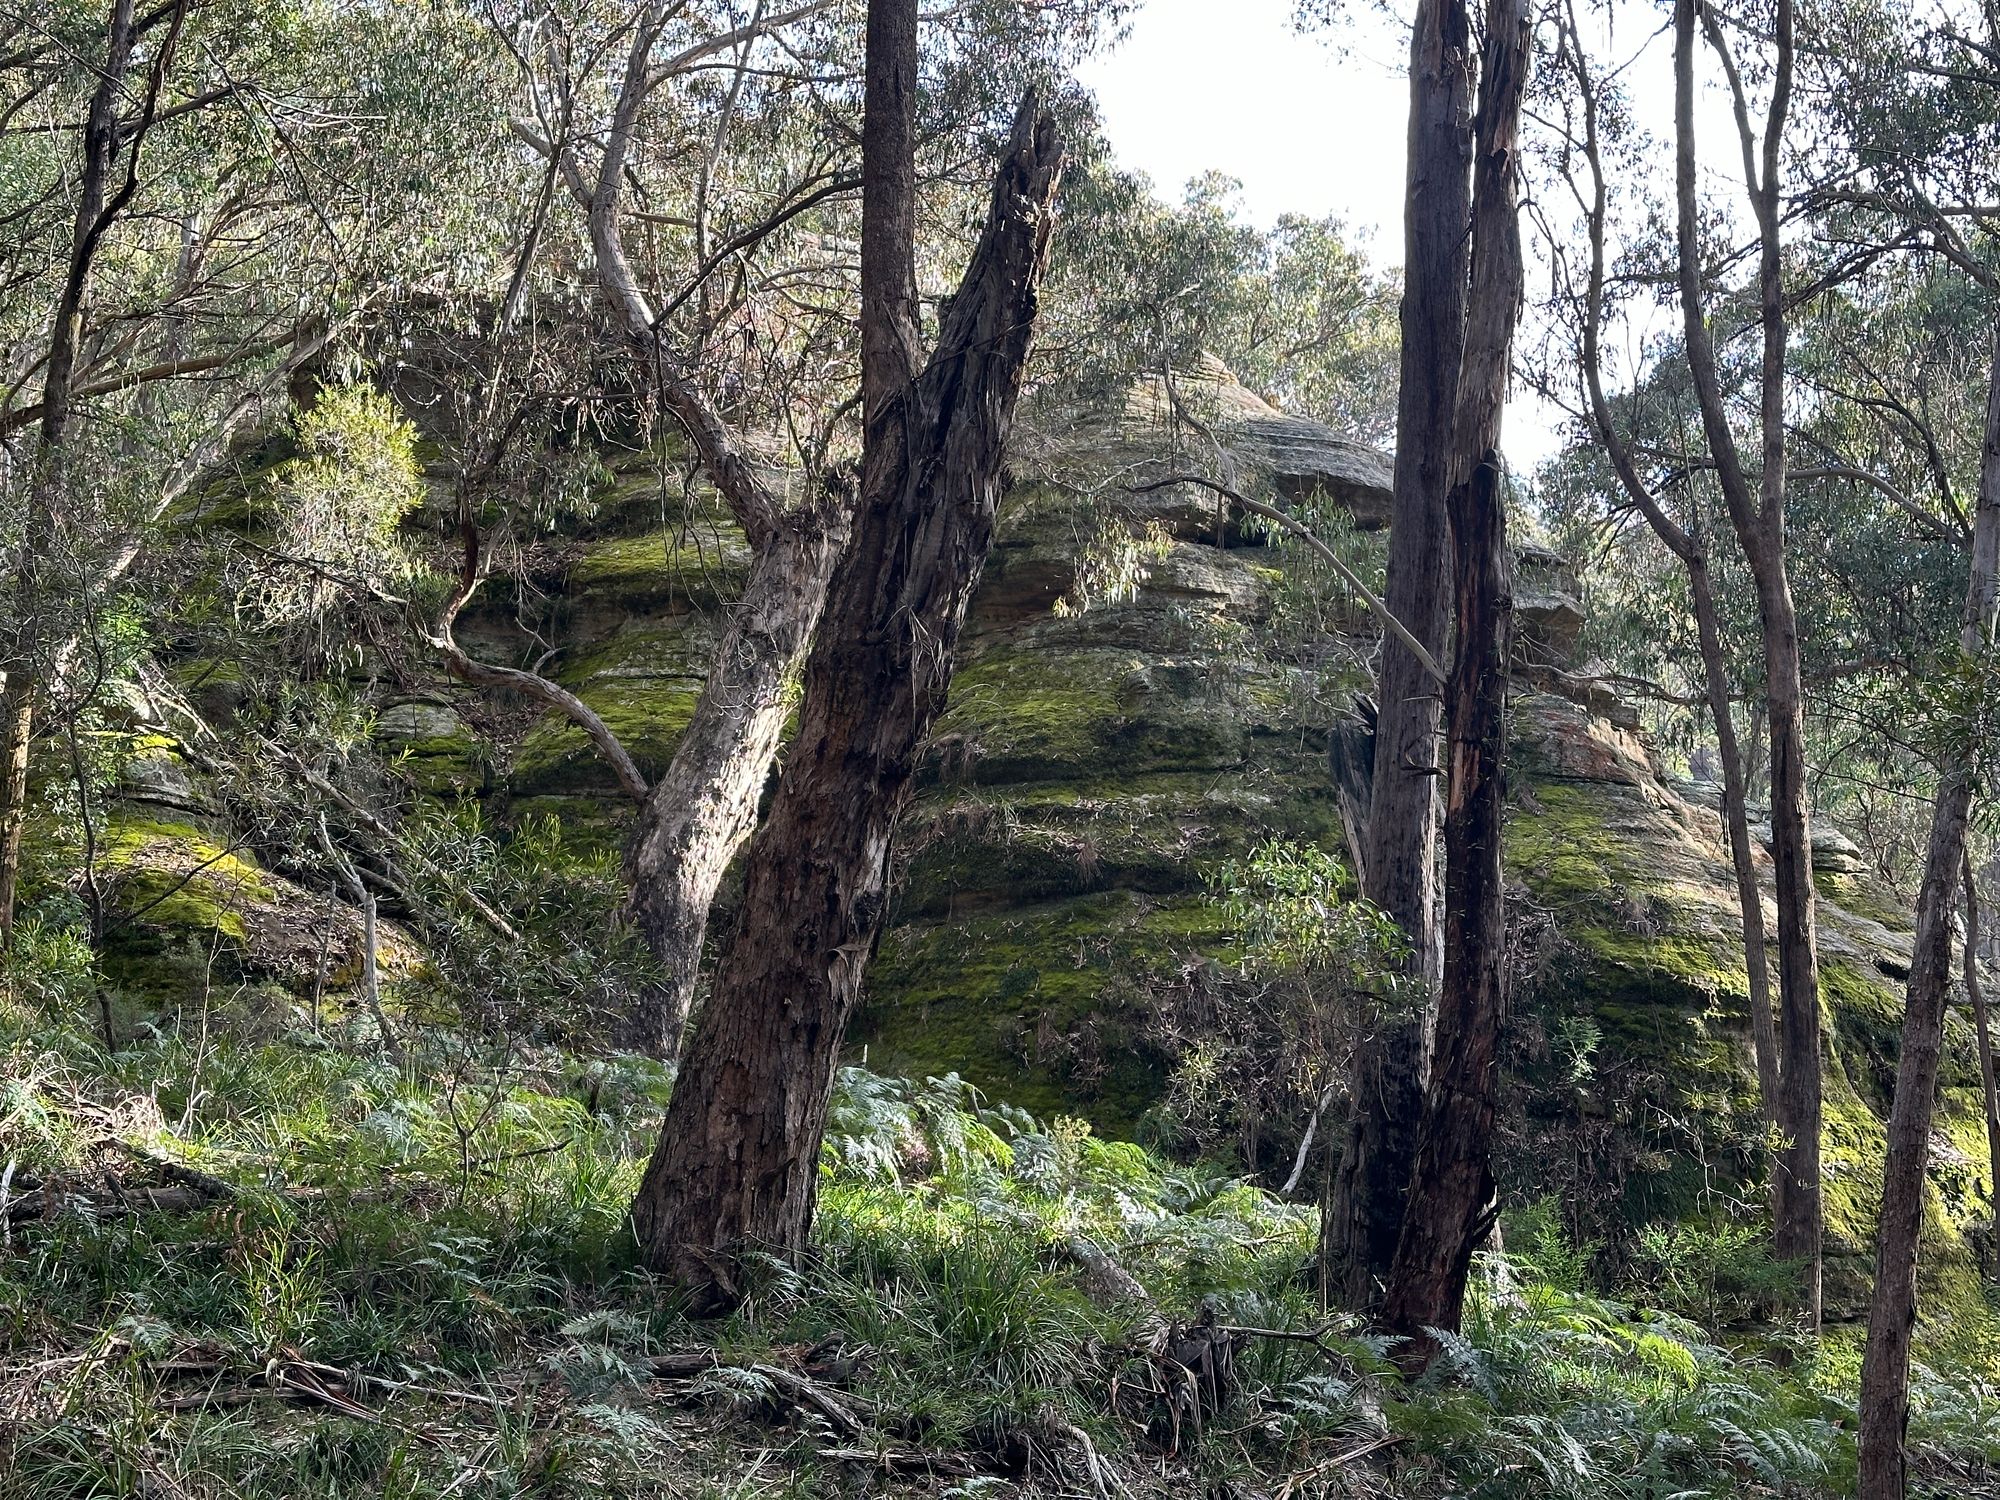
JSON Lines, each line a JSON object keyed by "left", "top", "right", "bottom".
{"left": 929, "top": 644, "right": 1251, "bottom": 786}
{"left": 896, "top": 771, "right": 1343, "bottom": 919}
{"left": 510, "top": 676, "right": 702, "bottom": 797}
{"left": 375, "top": 699, "right": 488, "bottom": 796}
{"left": 568, "top": 522, "right": 750, "bottom": 616}
{"left": 858, "top": 892, "right": 1223, "bottom": 1134}
{"left": 94, "top": 813, "right": 417, "bottom": 1007}
{"left": 1495, "top": 693, "right": 1986, "bottom": 1318}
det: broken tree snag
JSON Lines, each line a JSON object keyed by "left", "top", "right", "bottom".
{"left": 625, "top": 70, "right": 1066, "bottom": 1306}
{"left": 1380, "top": 0, "right": 1527, "bottom": 1371}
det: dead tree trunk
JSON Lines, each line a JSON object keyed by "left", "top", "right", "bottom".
{"left": 1857, "top": 323, "right": 2000, "bottom": 1500}
{"left": 1673, "top": 0, "right": 1822, "bottom": 1323}
{"left": 1325, "top": 0, "right": 1476, "bottom": 1313}
{"left": 1379, "top": 0, "right": 1527, "bottom": 1367}
{"left": 627, "top": 17, "right": 1064, "bottom": 1303}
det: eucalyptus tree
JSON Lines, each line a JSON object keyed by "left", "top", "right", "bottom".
{"left": 1859, "top": 317, "right": 2000, "bottom": 1500}
{"left": 1539, "top": 9, "right": 1782, "bottom": 1121}
{"left": 1788, "top": 4, "right": 2000, "bottom": 1486}
{"left": 630, "top": 0, "right": 1064, "bottom": 1305}
{"left": 1324, "top": 0, "right": 1477, "bottom": 1315}
{"left": 1379, "top": 0, "right": 1530, "bottom": 1365}
{"left": 1667, "top": 0, "right": 1830, "bottom": 1324}
{"left": 0, "top": 0, "right": 510, "bottom": 944}
{"left": 482, "top": 0, "right": 1114, "bottom": 1057}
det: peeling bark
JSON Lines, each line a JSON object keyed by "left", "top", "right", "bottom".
{"left": 577, "top": 0, "right": 850, "bottom": 1056}
{"left": 628, "top": 27, "right": 1064, "bottom": 1299}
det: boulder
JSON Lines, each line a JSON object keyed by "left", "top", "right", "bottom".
{"left": 375, "top": 699, "right": 471, "bottom": 743}
{"left": 1234, "top": 415, "right": 1396, "bottom": 527}
{"left": 1512, "top": 541, "right": 1587, "bottom": 668}
{"left": 1101, "top": 356, "right": 1396, "bottom": 535}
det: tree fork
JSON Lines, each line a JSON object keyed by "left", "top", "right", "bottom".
{"left": 1672, "top": 0, "right": 1822, "bottom": 1322}
{"left": 579, "top": 0, "right": 850, "bottom": 1058}
{"left": 1379, "top": 0, "right": 1527, "bottom": 1365}
{"left": 0, "top": 0, "right": 162, "bottom": 944}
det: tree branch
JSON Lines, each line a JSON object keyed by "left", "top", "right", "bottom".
{"left": 1127, "top": 474, "right": 1446, "bottom": 684}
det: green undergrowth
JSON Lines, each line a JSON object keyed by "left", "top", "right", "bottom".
{"left": 2, "top": 995, "right": 1999, "bottom": 1499}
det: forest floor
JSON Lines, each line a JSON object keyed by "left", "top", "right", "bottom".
{"left": 2, "top": 985, "right": 1998, "bottom": 1499}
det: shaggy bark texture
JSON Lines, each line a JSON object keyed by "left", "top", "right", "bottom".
{"left": 630, "top": 34, "right": 1065, "bottom": 1301}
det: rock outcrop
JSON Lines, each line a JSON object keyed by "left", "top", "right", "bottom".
{"left": 88, "top": 359, "right": 1987, "bottom": 1316}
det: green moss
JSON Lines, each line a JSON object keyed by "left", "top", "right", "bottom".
{"left": 1820, "top": 1059, "right": 1888, "bottom": 1255}
{"left": 1506, "top": 782, "right": 1655, "bottom": 907}
{"left": 100, "top": 819, "right": 273, "bottom": 920}
{"left": 555, "top": 623, "right": 717, "bottom": 687}
{"left": 94, "top": 818, "right": 279, "bottom": 1001}
{"left": 932, "top": 645, "right": 1243, "bottom": 785}
{"left": 372, "top": 702, "right": 488, "bottom": 796}
{"left": 509, "top": 677, "right": 702, "bottom": 796}
{"left": 1816, "top": 870, "right": 1914, "bottom": 931}
{"left": 895, "top": 775, "right": 1343, "bottom": 918}
{"left": 856, "top": 892, "right": 1209, "bottom": 1135}
{"left": 569, "top": 522, "right": 749, "bottom": 614}
{"left": 394, "top": 739, "right": 487, "bottom": 796}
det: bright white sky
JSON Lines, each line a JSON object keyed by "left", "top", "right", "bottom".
{"left": 1075, "top": 0, "right": 1678, "bottom": 470}
{"left": 1077, "top": 0, "right": 1413, "bottom": 250}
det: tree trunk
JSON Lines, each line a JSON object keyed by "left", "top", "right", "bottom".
{"left": 1761, "top": 578, "right": 1823, "bottom": 1318}
{"left": 1325, "top": 0, "right": 1475, "bottom": 1313}
{"left": 0, "top": 0, "right": 145, "bottom": 944}
{"left": 1691, "top": 560, "right": 1783, "bottom": 1119}
{"left": 1673, "top": 0, "right": 1821, "bottom": 1323}
{"left": 1379, "top": 0, "right": 1526, "bottom": 1367}
{"left": 1381, "top": 455, "right": 1511, "bottom": 1366}
{"left": 628, "top": 39, "right": 1064, "bottom": 1304}
{"left": 621, "top": 518, "right": 843, "bottom": 1056}
{"left": 0, "top": 692, "right": 33, "bottom": 946}
{"left": 1857, "top": 322, "right": 2000, "bottom": 1500}
{"left": 581, "top": 0, "right": 853, "bottom": 1056}
{"left": 1564, "top": 32, "right": 1782, "bottom": 1122}
{"left": 1966, "top": 846, "right": 2000, "bottom": 1238}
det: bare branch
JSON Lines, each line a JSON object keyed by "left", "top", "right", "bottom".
{"left": 1126, "top": 474, "right": 1447, "bottom": 685}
